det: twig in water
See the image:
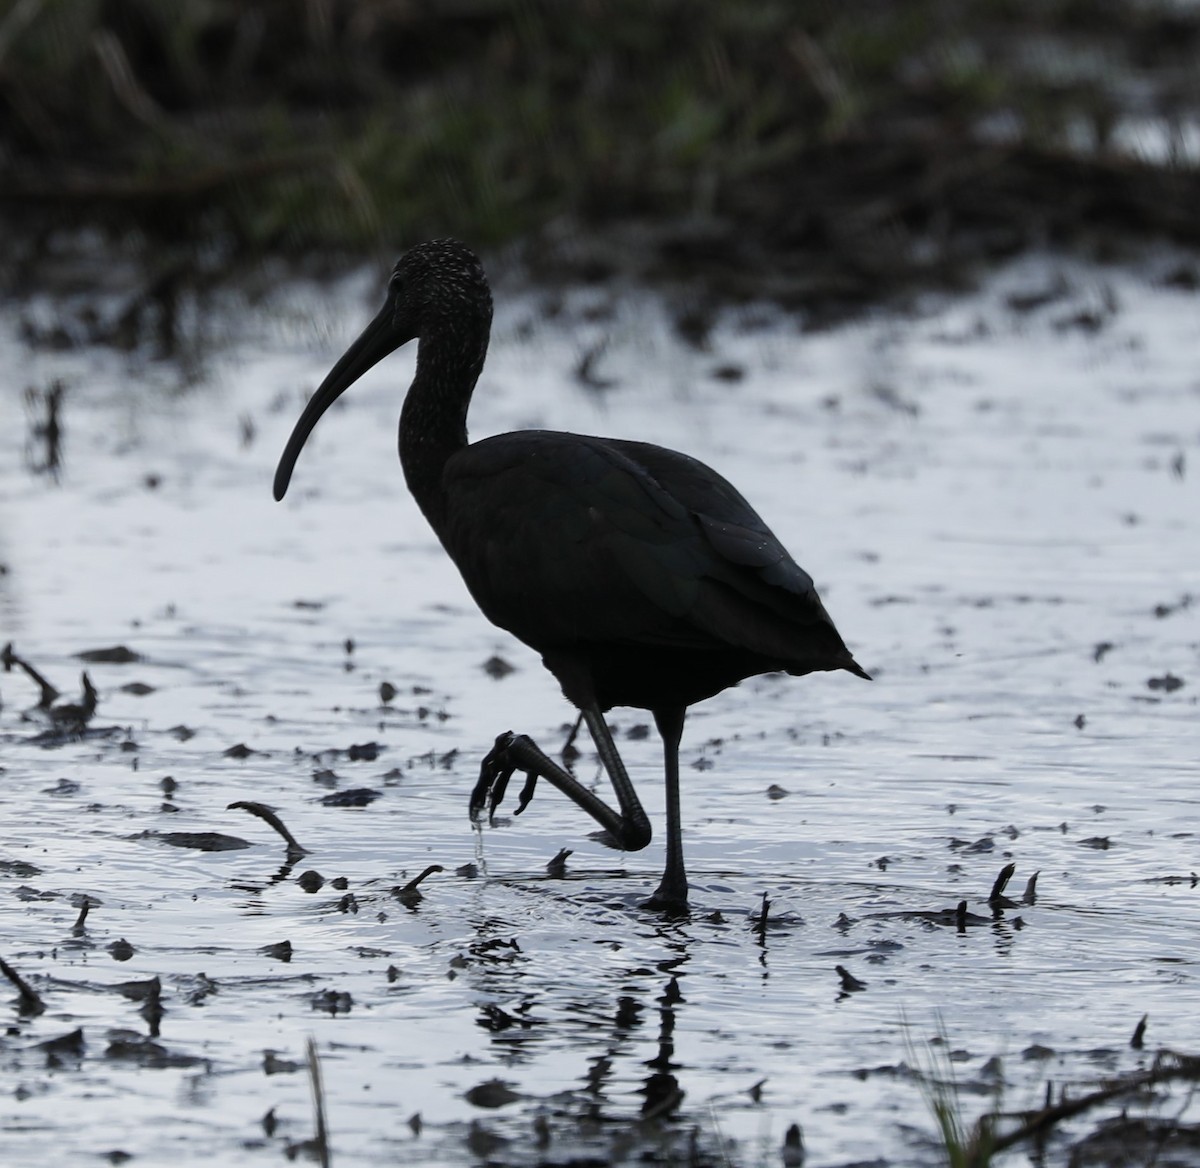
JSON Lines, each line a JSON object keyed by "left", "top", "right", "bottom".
{"left": 1131, "top": 1014, "right": 1148, "bottom": 1049}
{"left": 782, "top": 1122, "right": 805, "bottom": 1166}
{"left": 754, "top": 892, "right": 770, "bottom": 941}
{"left": 0, "top": 955, "right": 46, "bottom": 1015}
{"left": 394, "top": 864, "right": 444, "bottom": 907}
{"left": 49, "top": 673, "right": 98, "bottom": 729}
{"left": 71, "top": 899, "right": 92, "bottom": 933}
{"left": 988, "top": 862, "right": 1017, "bottom": 907}
{"left": 228, "top": 800, "right": 309, "bottom": 860}
{"left": 24, "top": 379, "right": 65, "bottom": 478}
{"left": 2, "top": 642, "right": 60, "bottom": 708}
{"left": 835, "top": 965, "right": 867, "bottom": 993}
{"left": 307, "top": 1037, "right": 331, "bottom": 1168}
{"left": 1022, "top": 871, "right": 1039, "bottom": 904}
{"left": 919, "top": 1041, "right": 1200, "bottom": 1164}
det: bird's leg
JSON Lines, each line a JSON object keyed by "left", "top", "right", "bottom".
{"left": 471, "top": 705, "right": 652, "bottom": 853}
{"left": 648, "top": 707, "right": 688, "bottom": 912}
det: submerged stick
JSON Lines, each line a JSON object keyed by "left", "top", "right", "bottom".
{"left": 401, "top": 864, "right": 443, "bottom": 893}
{"left": 835, "top": 965, "right": 867, "bottom": 993}
{"left": 228, "top": 800, "right": 309, "bottom": 859}
{"left": 2, "top": 642, "right": 60, "bottom": 708}
{"left": 0, "top": 955, "right": 46, "bottom": 1015}
{"left": 988, "top": 862, "right": 1016, "bottom": 906}
{"left": 1022, "top": 871, "right": 1039, "bottom": 905}
{"left": 394, "top": 864, "right": 444, "bottom": 907}
{"left": 71, "top": 899, "right": 91, "bottom": 933}
{"left": 979, "top": 1049, "right": 1200, "bottom": 1158}
{"left": 306, "top": 1037, "right": 331, "bottom": 1168}
{"left": 754, "top": 892, "right": 770, "bottom": 941}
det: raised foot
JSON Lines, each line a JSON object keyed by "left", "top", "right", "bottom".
{"left": 470, "top": 731, "right": 539, "bottom": 823}
{"left": 470, "top": 724, "right": 654, "bottom": 854}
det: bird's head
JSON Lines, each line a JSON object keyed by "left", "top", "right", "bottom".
{"left": 273, "top": 239, "right": 492, "bottom": 501}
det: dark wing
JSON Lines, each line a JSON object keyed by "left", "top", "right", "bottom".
{"left": 440, "top": 430, "right": 863, "bottom": 674}
{"left": 606, "top": 437, "right": 865, "bottom": 673}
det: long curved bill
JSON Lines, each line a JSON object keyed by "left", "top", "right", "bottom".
{"left": 273, "top": 303, "right": 408, "bottom": 501}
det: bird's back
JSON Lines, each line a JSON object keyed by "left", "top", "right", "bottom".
{"left": 438, "top": 430, "right": 866, "bottom": 711}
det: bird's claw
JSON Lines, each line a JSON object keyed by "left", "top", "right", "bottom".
{"left": 470, "top": 731, "right": 537, "bottom": 823}
{"left": 513, "top": 771, "right": 538, "bottom": 816}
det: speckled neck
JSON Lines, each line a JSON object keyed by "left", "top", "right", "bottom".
{"left": 399, "top": 311, "right": 491, "bottom": 533}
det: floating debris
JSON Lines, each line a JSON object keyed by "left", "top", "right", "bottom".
{"left": 465, "top": 1078, "right": 522, "bottom": 1109}
{"left": 482, "top": 655, "right": 515, "bottom": 679}
{"left": 754, "top": 891, "right": 771, "bottom": 941}
{"left": 2, "top": 641, "right": 60, "bottom": 707}
{"left": 228, "top": 800, "right": 309, "bottom": 858}
{"left": 836, "top": 965, "right": 867, "bottom": 994}
{"left": 1147, "top": 673, "right": 1185, "bottom": 693}
{"left": 114, "top": 975, "right": 160, "bottom": 1002}
{"left": 76, "top": 645, "right": 142, "bottom": 664}
{"left": 38, "top": 1027, "right": 85, "bottom": 1059}
{"left": 320, "top": 787, "right": 380, "bottom": 807}
{"left": 223, "top": 743, "right": 261, "bottom": 759}
{"left": 782, "top": 1121, "right": 806, "bottom": 1166}
{"left": 393, "top": 864, "right": 444, "bottom": 907}
{"left": 312, "top": 989, "right": 351, "bottom": 1015}
{"left": 105, "top": 1032, "right": 205, "bottom": 1069}
{"left": 298, "top": 871, "right": 325, "bottom": 893}
{"left": 24, "top": 379, "right": 65, "bottom": 478}
{"left": 71, "top": 897, "right": 95, "bottom": 933}
{"left": 0, "top": 954, "right": 46, "bottom": 1015}
{"left": 988, "top": 862, "right": 1018, "bottom": 908}
{"left": 263, "top": 1050, "right": 303, "bottom": 1075}
{"left": 0, "top": 860, "right": 43, "bottom": 878}
{"left": 1023, "top": 872, "right": 1039, "bottom": 904}
{"left": 155, "top": 831, "right": 251, "bottom": 852}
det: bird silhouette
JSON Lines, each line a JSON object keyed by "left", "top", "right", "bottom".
{"left": 274, "top": 239, "right": 868, "bottom": 911}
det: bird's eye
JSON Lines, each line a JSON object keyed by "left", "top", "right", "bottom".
{"left": 388, "top": 271, "right": 404, "bottom": 298}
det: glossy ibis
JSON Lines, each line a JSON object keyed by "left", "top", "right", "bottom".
{"left": 274, "top": 239, "right": 868, "bottom": 911}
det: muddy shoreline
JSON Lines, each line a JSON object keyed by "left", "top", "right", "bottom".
{"left": 5, "top": 0, "right": 1200, "bottom": 335}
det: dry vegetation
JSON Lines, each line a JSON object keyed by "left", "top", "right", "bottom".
{"left": 1, "top": 0, "right": 1199, "bottom": 303}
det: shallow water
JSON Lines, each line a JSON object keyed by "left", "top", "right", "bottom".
{"left": 2, "top": 253, "right": 1198, "bottom": 1166}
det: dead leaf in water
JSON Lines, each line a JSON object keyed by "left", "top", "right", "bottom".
{"left": 76, "top": 646, "right": 141, "bottom": 664}
{"left": 155, "top": 831, "right": 251, "bottom": 852}
{"left": 465, "top": 1078, "right": 521, "bottom": 1108}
